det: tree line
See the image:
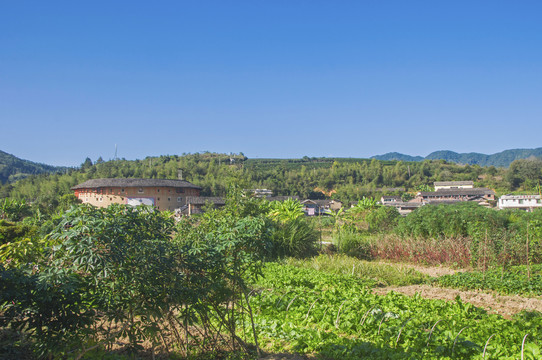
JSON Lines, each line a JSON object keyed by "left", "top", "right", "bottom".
{"left": 1, "top": 153, "right": 542, "bottom": 214}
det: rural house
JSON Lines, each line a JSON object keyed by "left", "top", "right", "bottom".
{"left": 183, "top": 196, "right": 226, "bottom": 215}
{"left": 498, "top": 194, "right": 542, "bottom": 212}
{"left": 434, "top": 181, "right": 474, "bottom": 191}
{"left": 72, "top": 178, "right": 201, "bottom": 211}
{"left": 413, "top": 188, "right": 495, "bottom": 204}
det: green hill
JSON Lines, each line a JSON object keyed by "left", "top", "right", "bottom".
{"left": 371, "top": 152, "right": 424, "bottom": 162}
{"left": 0, "top": 150, "right": 66, "bottom": 184}
{"left": 373, "top": 148, "right": 542, "bottom": 167}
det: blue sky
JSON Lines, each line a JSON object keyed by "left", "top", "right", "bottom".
{"left": 1, "top": 1, "right": 542, "bottom": 166}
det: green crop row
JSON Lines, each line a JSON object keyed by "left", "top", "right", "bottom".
{"left": 434, "top": 265, "right": 542, "bottom": 296}
{"left": 245, "top": 263, "right": 542, "bottom": 359}
{"left": 281, "top": 254, "right": 428, "bottom": 287}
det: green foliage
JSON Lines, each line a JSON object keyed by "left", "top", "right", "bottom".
{"left": 0, "top": 237, "right": 49, "bottom": 267}
{"left": 334, "top": 230, "right": 373, "bottom": 260}
{"left": 0, "top": 220, "right": 36, "bottom": 245}
{"left": 349, "top": 196, "right": 379, "bottom": 211}
{"left": 256, "top": 197, "right": 319, "bottom": 259}
{"left": 435, "top": 264, "right": 542, "bottom": 296}
{"left": 506, "top": 157, "right": 542, "bottom": 190}
{"left": 2, "top": 152, "right": 512, "bottom": 208}
{"left": 0, "top": 149, "right": 67, "bottom": 185}
{"left": 365, "top": 206, "right": 400, "bottom": 233}
{"left": 0, "top": 198, "right": 31, "bottom": 221}
{"left": 396, "top": 202, "right": 509, "bottom": 239}
{"left": 1, "top": 201, "right": 270, "bottom": 358}
{"left": 246, "top": 262, "right": 542, "bottom": 359}
{"left": 266, "top": 198, "right": 304, "bottom": 223}
{"left": 282, "top": 254, "right": 427, "bottom": 287}
{"left": 267, "top": 218, "right": 319, "bottom": 259}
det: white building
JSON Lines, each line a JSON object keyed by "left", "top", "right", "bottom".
{"left": 434, "top": 181, "right": 474, "bottom": 191}
{"left": 498, "top": 194, "right": 542, "bottom": 211}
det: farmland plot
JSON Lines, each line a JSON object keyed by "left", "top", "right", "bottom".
{"left": 244, "top": 263, "right": 542, "bottom": 360}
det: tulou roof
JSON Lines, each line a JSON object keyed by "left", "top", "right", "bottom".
{"left": 71, "top": 178, "right": 202, "bottom": 190}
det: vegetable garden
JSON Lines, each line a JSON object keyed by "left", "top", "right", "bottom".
{"left": 2, "top": 194, "right": 542, "bottom": 359}
{"left": 245, "top": 263, "right": 542, "bottom": 359}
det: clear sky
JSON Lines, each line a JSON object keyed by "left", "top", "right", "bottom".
{"left": 1, "top": 1, "right": 542, "bottom": 166}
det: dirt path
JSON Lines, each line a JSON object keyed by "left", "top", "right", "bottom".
{"left": 373, "top": 284, "right": 542, "bottom": 319}
{"left": 375, "top": 260, "right": 466, "bottom": 277}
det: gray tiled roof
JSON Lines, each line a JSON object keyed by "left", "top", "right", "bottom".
{"left": 434, "top": 181, "right": 474, "bottom": 186}
{"left": 266, "top": 196, "right": 300, "bottom": 201}
{"left": 72, "top": 178, "right": 202, "bottom": 190}
{"left": 419, "top": 188, "right": 494, "bottom": 196}
{"left": 185, "top": 196, "right": 225, "bottom": 205}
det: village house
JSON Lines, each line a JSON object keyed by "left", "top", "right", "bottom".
{"left": 72, "top": 178, "right": 201, "bottom": 211}
{"left": 413, "top": 188, "right": 495, "bottom": 204}
{"left": 434, "top": 181, "right": 474, "bottom": 191}
{"left": 300, "top": 199, "right": 343, "bottom": 216}
{"left": 498, "top": 194, "right": 542, "bottom": 212}
{"left": 184, "top": 196, "right": 226, "bottom": 215}
{"left": 379, "top": 196, "right": 422, "bottom": 216}
{"left": 266, "top": 195, "right": 300, "bottom": 202}
{"left": 380, "top": 196, "right": 402, "bottom": 204}
{"left": 382, "top": 201, "right": 424, "bottom": 216}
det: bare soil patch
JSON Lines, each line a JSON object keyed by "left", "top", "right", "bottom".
{"left": 375, "top": 260, "right": 466, "bottom": 277}
{"left": 373, "top": 284, "right": 542, "bottom": 319}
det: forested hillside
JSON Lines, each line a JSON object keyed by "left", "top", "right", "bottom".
{"left": 2, "top": 152, "right": 542, "bottom": 212}
{"left": 373, "top": 147, "right": 542, "bottom": 167}
{"left": 0, "top": 150, "right": 66, "bottom": 184}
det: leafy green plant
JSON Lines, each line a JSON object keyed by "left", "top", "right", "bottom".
{"left": 266, "top": 199, "right": 304, "bottom": 223}
{"left": 244, "top": 262, "right": 542, "bottom": 359}
{"left": 0, "top": 198, "right": 31, "bottom": 222}
{"left": 267, "top": 218, "right": 319, "bottom": 259}
{"left": 434, "top": 264, "right": 542, "bottom": 296}
{"left": 282, "top": 254, "right": 427, "bottom": 287}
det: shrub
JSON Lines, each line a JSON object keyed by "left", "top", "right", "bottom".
{"left": 365, "top": 206, "right": 400, "bottom": 233}
{"left": 334, "top": 230, "right": 373, "bottom": 260}
{"left": 268, "top": 217, "right": 319, "bottom": 259}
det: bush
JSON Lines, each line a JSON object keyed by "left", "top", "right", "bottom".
{"left": 0, "top": 220, "right": 36, "bottom": 245}
{"left": 334, "top": 230, "right": 373, "bottom": 260}
{"left": 268, "top": 217, "right": 319, "bottom": 259}
{"left": 365, "top": 206, "right": 400, "bottom": 233}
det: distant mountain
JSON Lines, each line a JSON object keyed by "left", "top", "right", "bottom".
{"left": 371, "top": 152, "right": 424, "bottom": 162}
{"left": 0, "top": 150, "right": 67, "bottom": 184}
{"left": 372, "top": 148, "right": 542, "bottom": 167}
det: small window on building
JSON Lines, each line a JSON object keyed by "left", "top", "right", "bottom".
{"left": 99, "top": 197, "right": 103, "bottom": 202}
{"left": 519, "top": 199, "right": 524, "bottom": 204}
{"left": 121, "top": 188, "right": 125, "bottom": 193}
{"left": 168, "top": 197, "right": 171, "bottom": 201}
{"left": 177, "top": 197, "right": 182, "bottom": 202}
{"left": 121, "top": 197, "right": 124, "bottom": 200}
{"left": 138, "top": 188, "right": 144, "bottom": 193}
{"left": 157, "top": 189, "right": 160, "bottom": 193}
{"left": 176, "top": 188, "right": 184, "bottom": 193}
{"left": 157, "top": 197, "right": 160, "bottom": 201}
